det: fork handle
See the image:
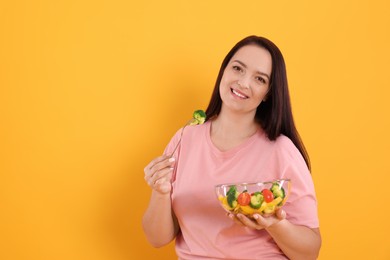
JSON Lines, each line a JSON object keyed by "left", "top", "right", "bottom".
{"left": 169, "top": 119, "right": 194, "bottom": 157}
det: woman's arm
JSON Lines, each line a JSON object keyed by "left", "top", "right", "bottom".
{"left": 142, "top": 155, "right": 179, "bottom": 247}
{"left": 142, "top": 191, "right": 179, "bottom": 247}
{"left": 232, "top": 209, "right": 321, "bottom": 260}
{"left": 266, "top": 220, "right": 321, "bottom": 260}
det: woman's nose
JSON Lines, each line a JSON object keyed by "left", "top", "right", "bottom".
{"left": 237, "top": 79, "right": 250, "bottom": 89}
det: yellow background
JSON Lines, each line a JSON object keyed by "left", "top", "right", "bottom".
{"left": 1, "top": 0, "right": 389, "bottom": 259}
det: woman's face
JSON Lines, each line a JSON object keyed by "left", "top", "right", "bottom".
{"left": 219, "top": 44, "right": 272, "bottom": 116}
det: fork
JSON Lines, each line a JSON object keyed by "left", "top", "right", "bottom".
{"left": 169, "top": 119, "right": 195, "bottom": 157}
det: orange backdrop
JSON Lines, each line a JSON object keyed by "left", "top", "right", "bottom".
{"left": 1, "top": 0, "right": 389, "bottom": 259}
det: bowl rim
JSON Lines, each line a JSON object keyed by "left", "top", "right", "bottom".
{"left": 214, "top": 178, "right": 291, "bottom": 188}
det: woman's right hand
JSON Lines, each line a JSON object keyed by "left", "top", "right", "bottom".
{"left": 144, "top": 155, "right": 175, "bottom": 194}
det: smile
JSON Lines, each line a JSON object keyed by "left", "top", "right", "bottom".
{"left": 231, "top": 88, "right": 249, "bottom": 99}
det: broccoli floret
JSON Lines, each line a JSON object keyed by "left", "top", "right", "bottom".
{"left": 270, "top": 182, "right": 285, "bottom": 199}
{"left": 190, "top": 110, "right": 206, "bottom": 125}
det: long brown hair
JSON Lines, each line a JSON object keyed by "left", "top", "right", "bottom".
{"left": 205, "top": 35, "right": 311, "bottom": 171}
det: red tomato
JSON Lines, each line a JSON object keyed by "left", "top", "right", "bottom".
{"left": 237, "top": 192, "right": 251, "bottom": 206}
{"left": 262, "top": 189, "right": 274, "bottom": 203}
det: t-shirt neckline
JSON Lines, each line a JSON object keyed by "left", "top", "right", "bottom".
{"left": 205, "top": 120, "right": 262, "bottom": 159}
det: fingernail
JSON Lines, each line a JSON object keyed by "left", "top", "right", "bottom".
{"left": 253, "top": 214, "right": 259, "bottom": 219}
{"left": 169, "top": 157, "right": 175, "bottom": 162}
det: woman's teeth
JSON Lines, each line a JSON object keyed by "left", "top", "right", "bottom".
{"left": 232, "top": 89, "right": 248, "bottom": 99}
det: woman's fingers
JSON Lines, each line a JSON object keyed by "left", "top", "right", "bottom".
{"left": 144, "top": 155, "right": 176, "bottom": 194}
{"left": 148, "top": 167, "right": 174, "bottom": 186}
{"left": 144, "top": 156, "right": 175, "bottom": 183}
{"left": 153, "top": 172, "right": 173, "bottom": 193}
{"left": 228, "top": 209, "right": 286, "bottom": 230}
{"left": 237, "top": 214, "right": 265, "bottom": 230}
{"left": 275, "top": 208, "right": 286, "bottom": 220}
{"left": 252, "top": 209, "right": 286, "bottom": 228}
{"left": 148, "top": 156, "right": 175, "bottom": 175}
{"left": 144, "top": 155, "right": 167, "bottom": 173}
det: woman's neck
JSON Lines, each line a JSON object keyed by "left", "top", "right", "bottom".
{"left": 210, "top": 109, "right": 259, "bottom": 151}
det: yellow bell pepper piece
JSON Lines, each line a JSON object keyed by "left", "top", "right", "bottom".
{"left": 221, "top": 196, "right": 234, "bottom": 211}
{"left": 267, "top": 197, "right": 283, "bottom": 207}
{"left": 255, "top": 201, "right": 268, "bottom": 213}
{"left": 239, "top": 205, "right": 256, "bottom": 215}
{"left": 263, "top": 197, "right": 283, "bottom": 214}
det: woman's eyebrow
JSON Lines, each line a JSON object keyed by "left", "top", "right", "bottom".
{"left": 232, "top": 59, "right": 247, "bottom": 68}
{"left": 232, "top": 59, "right": 270, "bottom": 81}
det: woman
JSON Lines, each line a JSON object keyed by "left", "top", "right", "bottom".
{"left": 143, "top": 35, "right": 321, "bottom": 259}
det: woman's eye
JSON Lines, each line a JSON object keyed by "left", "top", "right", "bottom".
{"left": 232, "top": 65, "right": 242, "bottom": 72}
{"left": 256, "top": 76, "right": 266, "bottom": 84}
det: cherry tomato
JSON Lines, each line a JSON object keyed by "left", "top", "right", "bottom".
{"left": 237, "top": 192, "right": 251, "bottom": 206}
{"left": 262, "top": 189, "right": 274, "bottom": 203}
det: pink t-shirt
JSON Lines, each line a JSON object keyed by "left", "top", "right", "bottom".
{"left": 165, "top": 121, "right": 319, "bottom": 260}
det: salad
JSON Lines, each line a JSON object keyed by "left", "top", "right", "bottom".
{"left": 218, "top": 180, "right": 288, "bottom": 216}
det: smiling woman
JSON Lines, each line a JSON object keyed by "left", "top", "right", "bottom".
{"left": 219, "top": 45, "right": 272, "bottom": 117}
{"left": 142, "top": 35, "right": 321, "bottom": 260}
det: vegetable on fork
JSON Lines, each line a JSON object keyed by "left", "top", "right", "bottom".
{"left": 190, "top": 110, "right": 206, "bottom": 125}
{"left": 170, "top": 110, "right": 206, "bottom": 157}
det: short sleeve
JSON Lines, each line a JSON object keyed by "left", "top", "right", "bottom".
{"left": 276, "top": 137, "right": 319, "bottom": 228}
{"left": 163, "top": 128, "right": 183, "bottom": 157}
{"left": 282, "top": 163, "right": 319, "bottom": 228}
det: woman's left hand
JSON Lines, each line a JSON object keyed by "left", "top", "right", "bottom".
{"left": 228, "top": 208, "right": 286, "bottom": 230}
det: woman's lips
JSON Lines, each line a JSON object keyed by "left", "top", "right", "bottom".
{"left": 231, "top": 88, "right": 249, "bottom": 99}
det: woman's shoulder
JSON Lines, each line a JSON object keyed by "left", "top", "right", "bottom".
{"left": 169, "top": 121, "right": 208, "bottom": 146}
{"left": 272, "top": 134, "right": 303, "bottom": 160}
{"left": 183, "top": 120, "right": 209, "bottom": 135}
{"left": 274, "top": 134, "right": 295, "bottom": 148}
{"left": 165, "top": 121, "right": 209, "bottom": 156}
{"left": 172, "top": 120, "right": 209, "bottom": 135}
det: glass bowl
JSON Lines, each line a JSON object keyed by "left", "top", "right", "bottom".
{"left": 215, "top": 179, "right": 291, "bottom": 217}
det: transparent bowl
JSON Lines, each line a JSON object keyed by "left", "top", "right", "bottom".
{"left": 215, "top": 179, "right": 291, "bottom": 217}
